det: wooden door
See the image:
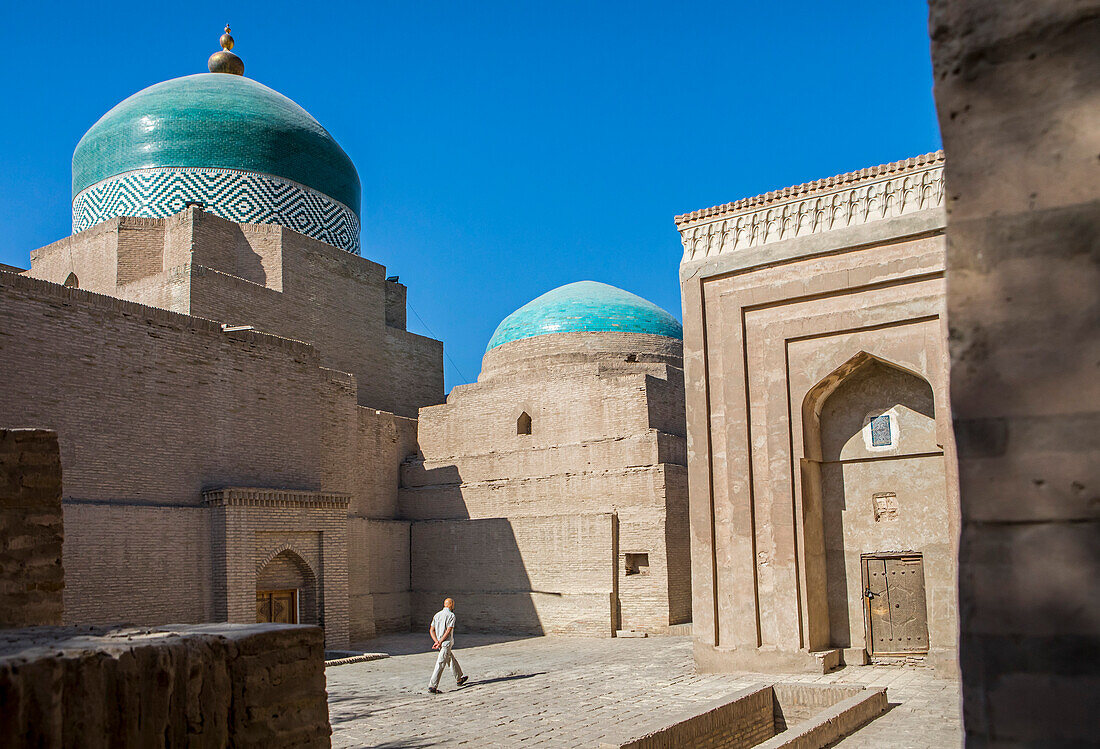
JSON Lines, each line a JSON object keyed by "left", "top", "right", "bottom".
{"left": 863, "top": 555, "right": 928, "bottom": 655}
{"left": 256, "top": 589, "right": 298, "bottom": 624}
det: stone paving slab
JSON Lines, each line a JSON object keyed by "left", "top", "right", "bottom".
{"left": 325, "top": 634, "right": 961, "bottom": 748}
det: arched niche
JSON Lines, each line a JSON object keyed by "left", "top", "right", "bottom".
{"left": 256, "top": 549, "right": 318, "bottom": 626}
{"left": 63, "top": 273, "right": 79, "bottom": 288}
{"left": 516, "top": 411, "right": 532, "bottom": 436}
{"left": 800, "top": 352, "right": 943, "bottom": 654}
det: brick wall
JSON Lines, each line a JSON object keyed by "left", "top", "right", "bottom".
{"left": 206, "top": 488, "right": 350, "bottom": 649}
{"left": 184, "top": 213, "right": 442, "bottom": 417}
{"left": 601, "top": 684, "right": 885, "bottom": 749}
{"left": 411, "top": 514, "right": 615, "bottom": 635}
{"left": 0, "top": 429, "right": 63, "bottom": 627}
{"left": 7, "top": 212, "right": 440, "bottom": 644}
{"left": 0, "top": 623, "right": 331, "bottom": 748}
{"left": 409, "top": 331, "right": 690, "bottom": 635}
{"left": 603, "top": 686, "right": 775, "bottom": 749}
{"left": 0, "top": 273, "right": 361, "bottom": 645}
{"left": 348, "top": 518, "right": 411, "bottom": 639}
{"left": 26, "top": 209, "right": 444, "bottom": 417}
{"left": 0, "top": 272, "right": 325, "bottom": 508}
{"left": 61, "top": 503, "right": 211, "bottom": 625}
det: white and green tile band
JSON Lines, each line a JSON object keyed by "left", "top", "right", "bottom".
{"left": 73, "top": 167, "right": 361, "bottom": 254}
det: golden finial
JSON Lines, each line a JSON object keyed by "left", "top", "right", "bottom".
{"left": 208, "top": 23, "right": 244, "bottom": 75}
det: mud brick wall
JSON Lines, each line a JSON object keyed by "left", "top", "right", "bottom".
{"left": 0, "top": 623, "right": 331, "bottom": 748}
{"left": 411, "top": 514, "right": 616, "bottom": 635}
{"left": 0, "top": 429, "right": 63, "bottom": 627}
{"left": 930, "top": 0, "right": 1100, "bottom": 744}
{"left": 348, "top": 518, "right": 411, "bottom": 639}
{"left": 61, "top": 503, "right": 211, "bottom": 625}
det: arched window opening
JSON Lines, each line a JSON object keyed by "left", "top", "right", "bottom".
{"left": 63, "top": 273, "right": 79, "bottom": 289}
{"left": 517, "top": 411, "right": 532, "bottom": 436}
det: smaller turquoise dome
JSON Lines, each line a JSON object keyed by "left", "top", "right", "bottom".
{"left": 486, "top": 281, "right": 683, "bottom": 352}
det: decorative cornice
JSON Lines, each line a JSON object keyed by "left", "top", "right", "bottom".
{"left": 676, "top": 151, "right": 945, "bottom": 264}
{"left": 202, "top": 487, "right": 350, "bottom": 509}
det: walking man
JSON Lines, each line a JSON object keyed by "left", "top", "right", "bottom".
{"left": 427, "top": 597, "right": 468, "bottom": 693}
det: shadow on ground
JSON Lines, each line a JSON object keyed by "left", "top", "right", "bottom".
{"left": 462, "top": 671, "right": 545, "bottom": 688}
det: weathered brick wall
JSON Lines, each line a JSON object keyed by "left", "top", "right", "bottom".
{"left": 8, "top": 211, "right": 439, "bottom": 644}
{"left": 0, "top": 429, "right": 63, "bottom": 627}
{"left": 61, "top": 503, "right": 211, "bottom": 625}
{"left": 0, "top": 274, "right": 351, "bottom": 643}
{"left": 662, "top": 465, "right": 692, "bottom": 625}
{"left": 352, "top": 408, "right": 419, "bottom": 519}
{"left": 0, "top": 272, "right": 325, "bottom": 508}
{"left": 409, "top": 332, "right": 689, "bottom": 634}
{"left": 185, "top": 215, "right": 442, "bottom": 417}
{"left": 27, "top": 218, "right": 121, "bottom": 292}
{"left": 348, "top": 518, "right": 411, "bottom": 639}
{"left": 411, "top": 514, "right": 616, "bottom": 635}
{"left": 0, "top": 623, "right": 332, "bottom": 748}
{"left": 930, "top": 0, "right": 1100, "bottom": 744}
{"left": 26, "top": 209, "right": 444, "bottom": 417}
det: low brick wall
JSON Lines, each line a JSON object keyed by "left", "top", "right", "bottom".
{"left": 0, "top": 429, "right": 63, "bottom": 627}
{"left": 761, "top": 685, "right": 887, "bottom": 748}
{"left": 599, "top": 683, "right": 886, "bottom": 749}
{"left": 0, "top": 623, "right": 332, "bottom": 748}
{"left": 600, "top": 685, "right": 774, "bottom": 749}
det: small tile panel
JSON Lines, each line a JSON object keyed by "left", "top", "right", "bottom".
{"left": 73, "top": 167, "right": 360, "bottom": 254}
{"left": 870, "top": 414, "right": 893, "bottom": 447}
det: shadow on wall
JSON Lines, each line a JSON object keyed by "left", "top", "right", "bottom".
{"left": 410, "top": 508, "right": 546, "bottom": 636}
{"left": 403, "top": 461, "right": 621, "bottom": 637}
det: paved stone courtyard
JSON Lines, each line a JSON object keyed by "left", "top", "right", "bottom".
{"left": 326, "top": 634, "right": 961, "bottom": 748}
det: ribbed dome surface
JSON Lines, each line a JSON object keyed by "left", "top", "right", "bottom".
{"left": 72, "top": 73, "right": 360, "bottom": 215}
{"left": 486, "top": 281, "right": 683, "bottom": 351}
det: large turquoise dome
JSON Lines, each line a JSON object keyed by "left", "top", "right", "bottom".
{"left": 71, "top": 73, "right": 362, "bottom": 253}
{"left": 487, "top": 281, "right": 683, "bottom": 351}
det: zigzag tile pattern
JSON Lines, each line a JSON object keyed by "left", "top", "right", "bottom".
{"left": 73, "top": 167, "right": 361, "bottom": 254}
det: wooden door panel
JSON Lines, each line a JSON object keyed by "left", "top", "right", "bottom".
{"left": 256, "top": 590, "right": 298, "bottom": 625}
{"left": 865, "top": 557, "right": 893, "bottom": 652}
{"left": 865, "top": 555, "right": 929, "bottom": 655}
{"left": 885, "top": 557, "right": 929, "bottom": 652}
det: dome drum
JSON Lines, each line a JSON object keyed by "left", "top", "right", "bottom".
{"left": 72, "top": 167, "right": 361, "bottom": 253}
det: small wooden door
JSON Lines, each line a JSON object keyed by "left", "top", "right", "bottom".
{"left": 863, "top": 555, "right": 929, "bottom": 655}
{"left": 256, "top": 589, "right": 298, "bottom": 624}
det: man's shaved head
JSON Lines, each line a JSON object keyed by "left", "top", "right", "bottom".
{"left": 444, "top": 597, "right": 454, "bottom": 609}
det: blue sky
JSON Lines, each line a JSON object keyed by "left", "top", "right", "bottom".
{"left": 0, "top": 2, "right": 941, "bottom": 391}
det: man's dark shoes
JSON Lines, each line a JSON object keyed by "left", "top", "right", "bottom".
{"left": 457, "top": 676, "right": 469, "bottom": 686}
{"left": 427, "top": 687, "right": 440, "bottom": 694}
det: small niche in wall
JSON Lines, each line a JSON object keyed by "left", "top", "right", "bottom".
{"left": 625, "top": 553, "right": 649, "bottom": 576}
{"left": 517, "top": 411, "right": 532, "bottom": 436}
{"left": 63, "top": 273, "right": 79, "bottom": 289}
